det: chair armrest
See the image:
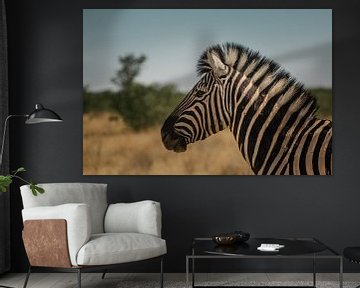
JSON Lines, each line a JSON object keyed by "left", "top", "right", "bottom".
{"left": 23, "top": 219, "right": 72, "bottom": 268}
{"left": 22, "top": 203, "right": 91, "bottom": 266}
{"left": 104, "top": 200, "right": 162, "bottom": 237}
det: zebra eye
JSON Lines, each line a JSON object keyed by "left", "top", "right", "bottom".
{"left": 196, "top": 86, "right": 208, "bottom": 95}
{"left": 196, "top": 90, "right": 206, "bottom": 96}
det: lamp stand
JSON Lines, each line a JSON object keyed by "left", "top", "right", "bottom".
{"left": 0, "top": 114, "right": 27, "bottom": 169}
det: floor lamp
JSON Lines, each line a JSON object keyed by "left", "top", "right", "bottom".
{"left": 0, "top": 103, "right": 62, "bottom": 288}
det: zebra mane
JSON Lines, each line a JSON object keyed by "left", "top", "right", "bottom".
{"left": 197, "top": 43, "right": 318, "bottom": 115}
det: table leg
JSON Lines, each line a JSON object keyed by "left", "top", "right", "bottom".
{"left": 313, "top": 254, "right": 316, "bottom": 287}
{"left": 192, "top": 257, "right": 195, "bottom": 288}
{"left": 192, "top": 246, "right": 195, "bottom": 288}
{"left": 186, "top": 257, "right": 189, "bottom": 288}
{"left": 339, "top": 257, "right": 343, "bottom": 288}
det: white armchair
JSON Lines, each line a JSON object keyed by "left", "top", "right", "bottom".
{"left": 20, "top": 183, "right": 166, "bottom": 288}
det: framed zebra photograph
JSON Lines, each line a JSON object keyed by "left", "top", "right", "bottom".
{"left": 83, "top": 9, "right": 332, "bottom": 175}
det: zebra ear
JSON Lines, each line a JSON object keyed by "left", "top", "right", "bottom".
{"left": 207, "top": 51, "right": 228, "bottom": 77}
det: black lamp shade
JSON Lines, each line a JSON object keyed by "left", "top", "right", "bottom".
{"left": 25, "top": 104, "right": 63, "bottom": 124}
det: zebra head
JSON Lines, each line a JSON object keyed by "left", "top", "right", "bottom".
{"left": 161, "top": 51, "right": 231, "bottom": 152}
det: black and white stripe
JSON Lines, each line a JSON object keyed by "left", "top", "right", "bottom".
{"left": 161, "top": 43, "right": 332, "bottom": 175}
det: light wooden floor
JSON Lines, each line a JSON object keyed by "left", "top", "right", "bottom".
{"left": 0, "top": 273, "right": 359, "bottom": 288}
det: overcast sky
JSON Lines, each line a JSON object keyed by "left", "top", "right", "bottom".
{"left": 83, "top": 9, "right": 332, "bottom": 92}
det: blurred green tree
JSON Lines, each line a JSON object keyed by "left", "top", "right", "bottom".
{"left": 111, "top": 54, "right": 183, "bottom": 131}
{"left": 111, "top": 54, "right": 146, "bottom": 89}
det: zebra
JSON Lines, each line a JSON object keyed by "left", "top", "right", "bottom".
{"left": 161, "top": 43, "right": 332, "bottom": 175}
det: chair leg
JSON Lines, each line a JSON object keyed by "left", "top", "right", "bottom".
{"left": 23, "top": 266, "right": 31, "bottom": 288}
{"left": 101, "top": 270, "right": 107, "bottom": 279}
{"left": 160, "top": 257, "right": 164, "bottom": 288}
{"left": 77, "top": 268, "right": 81, "bottom": 288}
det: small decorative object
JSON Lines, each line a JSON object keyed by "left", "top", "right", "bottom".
{"left": 212, "top": 230, "right": 250, "bottom": 245}
{"left": 257, "top": 243, "right": 284, "bottom": 252}
{"left": 212, "top": 233, "right": 238, "bottom": 245}
{"left": 233, "top": 230, "right": 250, "bottom": 242}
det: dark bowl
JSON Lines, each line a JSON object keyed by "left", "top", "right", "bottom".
{"left": 212, "top": 231, "right": 250, "bottom": 246}
{"left": 212, "top": 234, "right": 237, "bottom": 245}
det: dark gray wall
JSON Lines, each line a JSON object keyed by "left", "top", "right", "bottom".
{"left": 5, "top": 0, "right": 360, "bottom": 273}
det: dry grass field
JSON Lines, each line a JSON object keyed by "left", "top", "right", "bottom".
{"left": 83, "top": 112, "right": 253, "bottom": 175}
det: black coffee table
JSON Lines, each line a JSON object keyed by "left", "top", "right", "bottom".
{"left": 186, "top": 237, "right": 342, "bottom": 288}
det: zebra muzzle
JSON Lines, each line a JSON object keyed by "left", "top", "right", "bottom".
{"left": 161, "top": 117, "right": 187, "bottom": 152}
{"left": 161, "top": 131, "right": 187, "bottom": 152}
